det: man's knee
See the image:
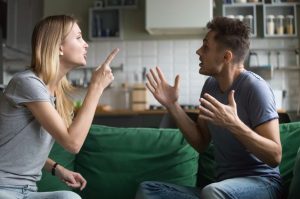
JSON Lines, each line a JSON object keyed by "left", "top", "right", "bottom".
{"left": 200, "top": 183, "right": 227, "bottom": 199}
{"left": 57, "top": 191, "right": 81, "bottom": 199}
{"left": 135, "top": 181, "right": 156, "bottom": 199}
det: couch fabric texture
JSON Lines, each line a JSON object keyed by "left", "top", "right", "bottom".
{"left": 38, "top": 125, "right": 198, "bottom": 199}
{"left": 37, "top": 122, "right": 300, "bottom": 199}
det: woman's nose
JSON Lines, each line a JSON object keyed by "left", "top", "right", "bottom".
{"left": 84, "top": 41, "right": 89, "bottom": 48}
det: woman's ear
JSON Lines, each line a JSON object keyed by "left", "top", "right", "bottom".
{"left": 59, "top": 46, "right": 64, "bottom": 56}
{"left": 224, "top": 50, "right": 233, "bottom": 63}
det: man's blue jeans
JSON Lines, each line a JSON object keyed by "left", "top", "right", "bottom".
{"left": 0, "top": 185, "right": 81, "bottom": 199}
{"left": 135, "top": 176, "right": 282, "bottom": 199}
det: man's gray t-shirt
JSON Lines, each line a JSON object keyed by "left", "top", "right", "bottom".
{"left": 0, "top": 70, "right": 55, "bottom": 186}
{"left": 201, "top": 70, "right": 280, "bottom": 182}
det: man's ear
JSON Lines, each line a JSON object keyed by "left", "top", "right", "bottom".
{"left": 224, "top": 50, "right": 233, "bottom": 63}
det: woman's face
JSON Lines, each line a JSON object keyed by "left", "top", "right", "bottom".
{"left": 59, "top": 23, "right": 88, "bottom": 69}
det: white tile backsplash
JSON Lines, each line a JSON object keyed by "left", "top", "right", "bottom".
{"left": 173, "top": 41, "right": 189, "bottom": 57}
{"left": 141, "top": 56, "right": 157, "bottom": 69}
{"left": 94, "top": 41, "right": 111, "bottom": 65}
{"left": 81, "top": 38, "right": 300, "bottom": 111}
{"left": 142, "top": 41, "right": 157, "bottom": 56}
{"left": 86, "top": 43, "right": 96, "bottom": 67}
{"left": 125, "top": 41, "right": 142, "bottom": 57}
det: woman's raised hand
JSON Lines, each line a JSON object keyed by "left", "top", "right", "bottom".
{"left": 91, "top": 48, "right": 119, "bottom": 89}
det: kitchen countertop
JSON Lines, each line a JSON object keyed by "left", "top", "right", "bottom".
{"left": 94, "top": 107, "right": 199, "bottom": 116}
{"left": 92, "top": 107, "right": 199, "bottom": 128}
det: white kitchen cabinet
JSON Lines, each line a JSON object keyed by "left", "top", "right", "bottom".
{"left": 145, "top": 0, "right": 213, "bottom": 35}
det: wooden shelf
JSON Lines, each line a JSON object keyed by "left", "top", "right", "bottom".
{"left": 274, "top": 66, "right": 300, "bottom": 70}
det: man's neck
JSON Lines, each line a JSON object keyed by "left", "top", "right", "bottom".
{"left": 216, "top": 64, "right": 245, "bottom": 92}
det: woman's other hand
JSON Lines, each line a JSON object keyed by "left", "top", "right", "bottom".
{"left": 56, "top": 165, "right": 87, "bottom": 191}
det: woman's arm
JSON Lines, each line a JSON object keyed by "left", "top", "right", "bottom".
{"left": 26, "top": 49, "right": 119, "bottom": 153}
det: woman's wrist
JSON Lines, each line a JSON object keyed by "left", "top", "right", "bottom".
{"left": 51, "top": 162, "right": 59, "bottom": 176}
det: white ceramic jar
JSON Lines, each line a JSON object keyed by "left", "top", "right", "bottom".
{"left": 266, "top": 15, "right": 275, "bottom": 35}
{"left": 235, "top": 15, "right": 244, "bottom": 22}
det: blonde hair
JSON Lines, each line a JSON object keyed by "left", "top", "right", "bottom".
{"left": 31, "top": 15, "right": 76, "bottom": 126}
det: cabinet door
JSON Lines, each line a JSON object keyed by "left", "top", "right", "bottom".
{"left": 6, "top": 0, "right": 43, "bottom": 53}
{"left": 145, "top": 0, "right": 213, "bottom": 35}
{"left": 89, "top": 8, "right": 122, "bottom": 41}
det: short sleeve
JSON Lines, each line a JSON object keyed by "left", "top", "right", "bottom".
{"left": 247, "top": 79, "right": 278, "bottom": 128}
{"left": 4, "top": 74, "right": 51, "bottom": 106}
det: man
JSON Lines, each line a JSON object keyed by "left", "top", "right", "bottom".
{"left": 135, "top": 16, "right": 282, "bottom": 199}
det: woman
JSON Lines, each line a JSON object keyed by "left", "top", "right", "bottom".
{"left": 0, "top": 15, "right": 119, "bottom": 199}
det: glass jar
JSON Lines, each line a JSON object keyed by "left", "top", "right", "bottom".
{"left": 266, "top": 15, "right": 275, "bottom": 35}
{"left": 235, "top": 15, "right": 244, "bottom": 22}
{"left": 226, "top": 15, "right": 235, "bottom": 19}
{"left": 244, "top": 15, "right": 254, "bottom": 34}
{"left": 275, "top": 15, "right": 284, "bottom": 35}
{"left": 285, "top": 15, "right": 294, "bottom": 35}
{"left": 235, "top": 0, "right": 247, "bottom": 3}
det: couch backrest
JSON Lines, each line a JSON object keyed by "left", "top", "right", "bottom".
{"left": 288, "top": 147, "right": 300, "bottom": 199}
{"left": 279, "top": 121, "right": 300, "bottom": 197}
{"left": 74, "top": 125, "right": 199, "bottom": 199}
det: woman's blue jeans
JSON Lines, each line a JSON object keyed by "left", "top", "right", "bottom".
{"left": 135, "top": 176, "right": 282, "bottom": 199}
{"left": 0, "top": 185, "right": 81, "bottom": 199}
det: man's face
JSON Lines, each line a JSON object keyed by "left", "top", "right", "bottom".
{"left": 196, "top": 31, "right": 225, "bottom": 76}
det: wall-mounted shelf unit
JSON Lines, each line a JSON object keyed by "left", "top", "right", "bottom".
{"left": 89, "top": 8, "right": 122, "bottom": 41}
{"left": 223, "top": 0, "right": 298, "bottom": 38}
{"left": 263, "top": 3, "right": 297, "bottom": 37}
{"left": 89, "top": 0, "right": 138, "bottom": 41}
{"left": 103, "top": 0, "right": 137, "bottom": 9}
{"left": 223, "top": 4, "right": 257, "bottom": 37}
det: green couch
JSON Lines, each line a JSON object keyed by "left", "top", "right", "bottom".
{"left": 37, "top": 122, "right": 300, "bottom": 199}
{"left": 37, "top": 125, "right": 198, "bottom": 199}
